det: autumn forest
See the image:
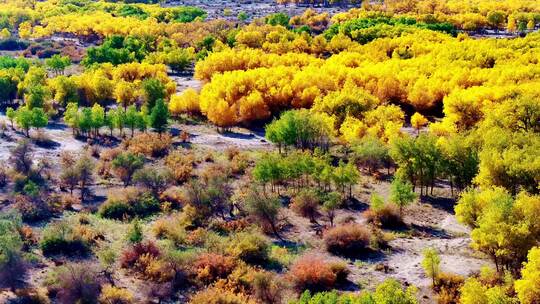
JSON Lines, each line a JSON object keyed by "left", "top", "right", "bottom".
{"left": 0, "top": 0, "right": 539, "bottom": 303}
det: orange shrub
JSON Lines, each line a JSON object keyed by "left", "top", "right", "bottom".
{"left": 323, "top": 223, "right": 370, "bottom": 255}
{"left": 191, "top": 253, "right": 236, "bottom": 285}
{"left": 165, "top": 149, "right": 195, "bottom": 184}
{"left": 435, "top": 272, "right": 465, "bottom": 304}
{"left": 289, "top": 254, "right": 341, "bottom": 292}
{"left": 189, "top": 287, "right": 255, "bottom": 304}
{"left": 125, "top": 133, "right": 172, "bottom": 157}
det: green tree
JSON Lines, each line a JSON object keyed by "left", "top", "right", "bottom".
{"left": 390, "top": 177, "right": 417, "bottom": 218}
{"left": 166, "top": 48, "right": 193, "bottom": 74}
{"left": 45, "top": 54, "right": 71, "bottom": 75}
{"left": 266, "top": 12, "right": 290, "bottom": 27}
{"left": 487, "top": 11, "right": 505, "bottom": 31}
{"left": 421, "top": 247, "right": 441, "bottom": 286}
{"left": 332, "top": 161, "right": 359, "bottom": 197}
{"left": 24, "top": 85, "right": 48, "bottom": 109}
{"left": 238, "top": 11, "right": 248, "bottom": 22}
{"left": 322, "top": 192, "right": 341, "bottom": 227}
{"left": 91, "top": 103, "right": 105, "bottom": 136}
{"left": 133, "top": 166, "right": 172, "bottom": 196}
{"left": 141, "top": 78, "right": 166, "bottom": 110}
{"left": 64, "top": 102, "right": 80, "bottom": 136}
{"left": 76, "top": 153, "right": 95, "bottom": 202}
{"left": 124, "top": 105, "right": 139, "bottom": 137}
{"left": 352, "top": 136, "right": 390, "bottom": 174}
{"left": 253, "top": 153, "right": 286, "bottom": 193}
{"left": 112, "top": 152, "right": 144, "bottom": 186}
{"left": 149, "top": 98, "right": 169, "bottom": 135}
{"left": 31, "top": 107, "right": 48, "bottom": 131}
{"left": 6, "top": 107, "right": 15, "bottom": 129}
{"left": 78, "top": 107, "right": 93, "bottom": 137}
{"left": 15, "top": 106, "right": 33, "bottom": 137}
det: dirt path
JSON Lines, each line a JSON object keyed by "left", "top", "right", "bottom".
{"left": 0, "top": 113, "right": 85, "bottom": 162}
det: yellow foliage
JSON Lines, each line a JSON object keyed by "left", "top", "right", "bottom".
{"left": 169, "top": 88, "right": 200, "bottom": 116}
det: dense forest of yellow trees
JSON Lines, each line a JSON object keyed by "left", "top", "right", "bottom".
{"left": 0, "top": 0, "right": 539, "bottom": 303}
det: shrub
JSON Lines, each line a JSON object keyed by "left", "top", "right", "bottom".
{"left": 99, "top": 285, "right": 134, "bottom": 304}
{"left": 46, "top": 263, "right": 103, "bottom": 304}
{"left": 111, "top": 152, "right": 144, "bottom": 186}
{"left": 329, "top": 262, "right": 350, "bottom": 284}
{"left": 289, "top": 254, "right": 348, "bottom": 292}
{"left": 12, "top": 288, "right": 50, "bottom": 304}
{"left": 191, "top": 253, "right": 236, "bottom": 285}
{"left": 365, "top": 203, "right": 403, "bottom": 229}
{"left": 189, "top": 287, "right": 255, "bottom": 304}
{"left": 229, "top": 153, "right": 250, "bottom": 174}
{"left": 125, "top": 133, "right": 172, "bottom": 157}
{"left": 165, "top": 149, "right": 194, "bottom": 184}
{"left": 251, "top": 271, "right": 284, "bottom": 304}
{"left": 40, "top": 222, "right": 90, "bottom": 256}
{"left": 226, "top": 231, "right": 270, "bottom": 265}
{"left": 99, "top": 188, "right": 160, "bottom": 220}
{"left": 435, "top": 272, "right": 465, "bottom": 304}
{"left": 291, "top": 189, "right": 321, "bottom": 223}
{"left": 152, "top": 214, "right": 187, "bottom": 246}
{"left": 120, "top": 241, "right": 161, "bottom": 270}
{"left": 14, "top": 194, "right": 52, "bottom": 222}
{"left": 160, "top": 186, "right": 185, "bottom": 209}
{"left": 323, "top": 224, "right": 370, "bottom": 255}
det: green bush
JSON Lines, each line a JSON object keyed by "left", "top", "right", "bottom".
{"left": 226, "top": 231, "right": 270, "bottom": 265}
{"left": 40, "top": 223, "right": 89, "bottom": 256}
{"left": 99, "top": 189, "right": 160, "bottom": 220}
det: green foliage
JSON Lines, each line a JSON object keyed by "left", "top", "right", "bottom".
{"left": 25, "top": 85, "right": 48, "bottom": 109}
{"left": 99, "top": 190, "right": 160, "bottom": 220}
{"left": 149, "top": 98, "right": 169, "bottom": 134}
{"left": 352, "top": 136, "right": 390, "bottom": 173}
{"left": 265, "top": 109, "right": 332, "bottom": 151}
{"left": 390, "top": 133, "right": 443, "bottom": 195}
{"left": 127, "top": 218, "right": 143, "bottom": 244}
{"left": 40, "top": 221, "right": 90, "bottom": 256}
{"left": 421, "top": 247, "right": 441, "bottom": 286}
{"left": 30, "top": 107, "right": 48, "bottom": 130}
{"left": 456, "top": 187, "right": 540, "bottom": 272}
{"left": 292, "top": 279, "right": 418, "bottom": 304}
{"left": 45, "top": 54, "right": 71, "bottom": 75}
{"left": 15, "top": 106, "right": 33, "bottom": 137}
{"left": 112, "top": 152, "right": 144, "bottom": 186}
{"left": 266, "top": 12, "right": 290, "bottom": 27}
{"left": 324, "top": 16, "right": 456, "bottom": 44}
{"left": 82, "top": 35, "right": 153, "bottom": 66}
{"left": 142, "top": 78, "right": 166, "bottom": 109}
{"left": 226, "top": 231, "right": 270, "bottom": 265}
{"left": 244, "top": 189, "right": 282, "bottom": 239}
{"left": 390, "top": 177, "right": 416, "bottom": 217}
{"left": 0, "top": 211, "right": 27, "bottom": 291}
{"left": 238, "top": 11, "right": 248, "bottom": 22}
